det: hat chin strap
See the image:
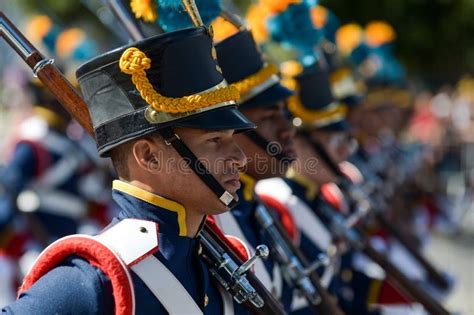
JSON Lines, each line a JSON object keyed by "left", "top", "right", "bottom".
{"left": 298, "top": 130, "right": 344, "bottom": 178}
{"left": 159, "top": 127, "right": 238, "bottom": 209}
{"left": 244, "top": 130, "right": 293, "bottom": 163}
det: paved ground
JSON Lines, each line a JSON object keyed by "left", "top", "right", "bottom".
{"left": 425, "top": 216, "right": 474, "bottom": 314}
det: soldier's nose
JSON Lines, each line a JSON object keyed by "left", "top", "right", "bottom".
{"left": 230, "top": 142, "right": 247, "bottom": 169}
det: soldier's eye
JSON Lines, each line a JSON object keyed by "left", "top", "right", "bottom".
{"left": 208, "top": 137, "right": 221, "bottom": 144}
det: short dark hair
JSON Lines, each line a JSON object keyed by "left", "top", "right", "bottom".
{"left": 109, "top": 133, "right": 163, "bottom": 180}
{"left": 109, "top": 143, "right": 132, "bottom": 180}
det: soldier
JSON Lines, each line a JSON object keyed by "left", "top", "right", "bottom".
{"left": 210, "top": 27, "right": 298, "bottom": 312}
{"left": 258, "top": 60, "right": 425, "bottom": 315}
{"left": 1, "top": 24, "right": 259, "bottom": 314}
{"left": 0, "top": 82, "right": 113, "bottom": 306}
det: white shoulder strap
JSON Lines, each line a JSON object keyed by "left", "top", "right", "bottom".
{"left": 217, "top": 286, "right": 235, "bottom": 315}
{"left": 256, "top": 178, "right": 333, "bottom": 252}
{"left": 131, "top": 255, "right": 203, "bottom": 315}
{"left": 286, "top": 195, "right": 332, "bottom": 251}
{"left": 96, "top": 219, "right": 204, "bottom": 315}
{"left": 256, "top": 178, "right": 337, "bottom": 288}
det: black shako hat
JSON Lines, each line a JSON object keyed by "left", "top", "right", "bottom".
{"left": 76, "top": 27, "right": 255, "bottom": 156}
{"left": 289, "top": 64, "right": 349, "bottom": 131}
{"left": 214, "top": 30, "right": 293, "bottom": 109}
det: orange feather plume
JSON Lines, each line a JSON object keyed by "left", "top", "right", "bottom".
{"left": 311, "top": 5, "right": 328, "bottom": 29}
{"left": 211, "top": 17, "right": 239, "bottom": 42}
{"left": 336, "top": 23, "right": 363, "bottom": 55}
{"left": 365, "top": 21, "right": 396, "bottom": 47}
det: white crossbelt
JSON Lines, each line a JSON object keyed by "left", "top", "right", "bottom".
{"left": 96, "top": 219, "right": 204, "bottom": 315}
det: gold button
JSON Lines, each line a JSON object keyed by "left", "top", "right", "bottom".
{"left": 341, "top": 269, "right": 353, "bottom": 283}
{"left": 204, "top": 294, "right": 209, "bottom": 307}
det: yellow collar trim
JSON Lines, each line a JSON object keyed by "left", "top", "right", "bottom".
{"left": 367, "top": 279, "right": 383, "bottom": 306}
{"left": 112, "top": 180, "right": 187, "bottom": 236}
{"left": 240, "top": 173, "right": 256, "bottom": 201}
{"left": 286, "top": 168, "right": 319, "bottom": 200}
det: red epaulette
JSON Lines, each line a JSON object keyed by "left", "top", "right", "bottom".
{"left": 18, "top": 219, "right": 165, "bottom": 315}
{"left": 257, "top": 194, "right": 298, "bottom": 243}
{"left": 206, "top": 216, "right": 250, "bottom": 261}
{"left": 369, "top": 278, "right": 413, "bottom": 305}
{"left": 339, "top": 161, "right": 364, "bottom": 184}
{"left": 15, "top": 140, "right": 51, "bottom": 177}
{"left": 320, "top": 183, "right": 345, "bottom": 213}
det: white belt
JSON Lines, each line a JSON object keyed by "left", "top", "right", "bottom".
{"left": 17, "top": 188, "right": 88, "bottom": 219}
{"left": 97, "top": 219, "right": 204, "bottom": 315}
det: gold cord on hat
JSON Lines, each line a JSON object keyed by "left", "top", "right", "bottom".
{"left": 119, "top": 47, "right": 240, "bottom": 114}
{"left": 232, "top": 64, "right": 279, "bottom": 96}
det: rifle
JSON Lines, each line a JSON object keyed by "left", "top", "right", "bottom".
{"left": 303, "top": 131, "right": 452, "bottom": 290}
{"left": 316, "top": 200, "right": 451, "bottom": 315}
{"left": 202, "top": 220, "right": 286, "bottom": 315}
{"left": 299, "top": 132, "right": 451, "bottom": 313}
{"left": 0, "top": 12, "right": 93, "bottom": 135}
{"left": 254, "top": 195, "right": 345, "bottom": 315}
{"left": 0, "top": 10, "right": 285, "bottom": 315}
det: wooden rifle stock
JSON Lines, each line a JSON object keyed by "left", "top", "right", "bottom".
{"left": 0, "top": 12, "right": 93, "bottom": 135}
{"left": 374, "top": 207, "right": 450, "bottom": 290}
{"left": 359, "top": 231, "right": 451, "bottom": 315}
{"left": 314, "top": 200, "right": 451, "bottom": 314}
{"left": 304, "top": 130, "right": 452, "bottom": 297}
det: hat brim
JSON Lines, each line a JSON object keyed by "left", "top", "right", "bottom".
{"left": 175, "top": 105, "right": 256, "bottom": 133}
{"left": 240, "top": 83, "right": 294, "bottom": 109}
{"left": 318, "top": 119, "right": 351, "bottom": 132}
{"left": 342, "top": 95, "right": 364, "bottom": 107}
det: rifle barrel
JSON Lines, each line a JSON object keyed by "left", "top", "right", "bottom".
{"left": 0, "top": 12, "right": 94, "bottom": 136}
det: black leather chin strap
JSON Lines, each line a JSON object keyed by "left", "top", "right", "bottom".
{"left": 159, "top": 127, "right": 238, "bottom": 209}
{"left": 298, "top": 130, "right": 344, "bottom": 178}
{"left": 245, "top": 129, "right": 294, "bottom": 163}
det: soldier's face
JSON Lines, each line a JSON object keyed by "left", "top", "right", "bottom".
{"left": 309, "top": 130, "right": 356, "bottom": 163}
{"left": 359, "top": 108, "right": 385, "bottom": 137}
{"left": 167, "top": 128, "right": 247, "bottom": 214}
{"left": 234, "top": 101, "right": 296, "bottom": 179}
{"left": 293, "top": 134, "right": 336, "bottom": 184}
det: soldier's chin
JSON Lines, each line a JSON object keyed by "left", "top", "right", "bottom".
{"left": 208, "top": 192, "right": 239, "bottom": 215}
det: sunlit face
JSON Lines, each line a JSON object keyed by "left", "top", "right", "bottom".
{"left": 292, "top": 134, "right": 335, "bottom": 184}
{"left": 291, "top": 127, "right": 357, "bottom": 185}
{"left": 235, "top": 101, "right": 296, "bottom": 179}
{"left": 144, "top": 128, "right": 247, "bottom": 214}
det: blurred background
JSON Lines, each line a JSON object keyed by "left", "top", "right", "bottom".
{"left": 0, "top": 0, "right": 473, "bottom": 313}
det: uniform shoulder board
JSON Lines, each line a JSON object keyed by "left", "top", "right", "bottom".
{"left": 368, "top": 279, "right": 413, "bottom": 306}
{"left": 320, "top": 182, "right": 346, "bottom": 213}
{"left": 19, "top": 219, "right": 160, "bottom": 315}
{"left": 257, "top": 194, "right": 298, "bottom": 243}
{"left": 206, "top": 216, "right": 250, "bottom": 261}
{"left": 339, "top": 161, "right": 364, "bottom": 184}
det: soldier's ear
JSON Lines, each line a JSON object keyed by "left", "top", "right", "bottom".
{"left": 132, "top": 138, "right": 162, "bottom": 174}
